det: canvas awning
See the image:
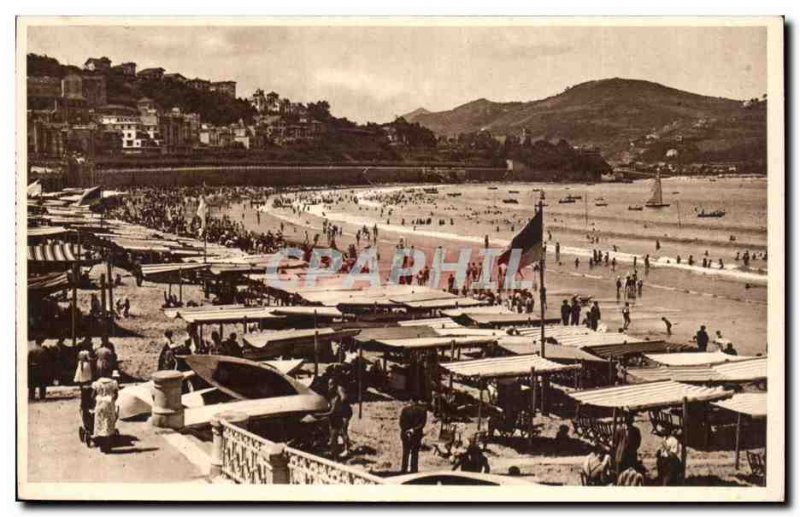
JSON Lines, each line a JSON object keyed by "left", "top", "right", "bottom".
{"left": 645, "top": 352, "right": 755, "bottom": 367}
{"left": 712, "top": 357, "right": 768, "bottom": 382}
{"left": 568, "top": 380, "right": 733, "bottom": 411}
{"left": 28, "top": 242, "right": 100, "bottom": 263}
{"left": 458, "top": 313, "right": 562, "bottom": 328}
{"left": 400, "top": 297, "right": 487, "bottom": 310}
{"left": 711, "top": 393, "right": 767, "bottom": 418}
{"left": 270, "top": 306, "right": 343, "bottom": 319}
{"left": 164, "top": 304, "right": 244, "bottom": 319}
{"left": 140, "top": 262, "right": 211, "bottom": 281}
{"left": 177, "top": 306, "right": 283, "bottom": 325}
{"left": 360, "top": 335, "right": 496, "bottom": 352}
{"left": 441, "top": 305, "right": 515, "bottom": 318}
{"left": 354, "top": 325, "right": 440, "bottom": 342}
{"left": 627, "top": 357, "right": 767, "bottom": 384}
{"left": 243, "top": 328, "right": 360, "bottom": 349}
{"left": 27, "top": 226, "right": 72, "bottom": 239}
{"left": 28, "top": 271, "right": 71, "bottom": 295}
{"left": 440, "top": 354, "right": 580, "bottom": 380}
{"left": 497, "top": 337, "right": 608, "bottom": 363}
{"left": 398, "top": 317, "right": 462, "bottom": 329}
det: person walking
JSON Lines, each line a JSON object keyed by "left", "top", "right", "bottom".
{"left": 399, "top": 396, "right": 428, "bottom": 473}
{"left": 91, "top": 377, "right": 119, "bottom": 454}
{"left": 661, "top": 317, "right": 673, "bottom": 336}
{"left": 614, "top": 413, "right": 642, "bottom": 474}
{"left": 28, "top": 338, "right": 51, "bottom": 401}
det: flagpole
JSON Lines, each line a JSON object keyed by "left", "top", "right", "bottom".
{"left": 539, "top": 192, "right": 546, "bottom": 359}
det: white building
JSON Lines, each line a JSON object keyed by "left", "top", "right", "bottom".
{"left": 98, "top": 114, "right": 159, "bottom": 153}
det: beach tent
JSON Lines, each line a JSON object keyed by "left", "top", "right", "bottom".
{"left": 625, "top": 357, "right": 767, "bottom": 384}
{"left": 644, "top": 352, "right": 755, "bottom": 367}
{"left": 711, "top": 392, "right": 767, "bottom": 470}
{"left": 456, "top": 313, "right": 562, "bottom": 329}
{"left": 567, "top": 380, "right": 734, "bottom": 481}
{"left": 440, "top": 353, "right": 581, "bottom": 434}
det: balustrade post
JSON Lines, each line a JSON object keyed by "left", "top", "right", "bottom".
{"left": 150, "top": 370, "right": 185, "bottom": 429}
{"left": 209, "top": 416, "right": 224, "bottom": 479}
{"left": 261, "top": 443, "right": 290, "bottom": 484}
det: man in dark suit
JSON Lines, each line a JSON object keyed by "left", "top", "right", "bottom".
{"left": 399, "top": 397, "right": 428, "bottom": 473}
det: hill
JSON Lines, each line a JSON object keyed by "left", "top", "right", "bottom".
{"left": 405, "top": 78, "right": 767, "bottom": 168}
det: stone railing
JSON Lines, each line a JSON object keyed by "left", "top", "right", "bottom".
{"left": 210, "top": 413, "right": 386, "bottom": 485}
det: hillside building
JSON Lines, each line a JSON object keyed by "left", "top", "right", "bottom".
{"left": 84, "top": 57, "right": 111, "bottom": 73}
{"left": 210, "top": 81, "right": 236, "bottom": 98}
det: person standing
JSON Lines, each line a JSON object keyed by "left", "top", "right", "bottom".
{"left": 614, "top": 413, "right": 642, "bottom": 474}
{"left": 92, "top": 377, "right": 119, "bottom": 454}
{"left": 590, "top": 301, "right": 601, "bottom": 331}
{"left": 570, "top": 299, "right": 582, "bottom": 326}
{"left": 28, "top": 338, "right": 51, "bottom": 401}
{"left": 399, "top": 397, "right": 428, "bottom": 473}
{"left": 95, "top": 337, "right": 117, "bottom": 379}
{"left": 452, "top": 441, "right": 490, "bottom": 473}
{"left": 560, "top": 300, "right": 571, "bottom": 326}
{"left": 696, "top": 325, "right": 710, "bottom": 352}
{"left": 622, "top": 303, "right": 631, "bottom": 330}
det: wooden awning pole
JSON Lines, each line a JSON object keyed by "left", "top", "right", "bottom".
{"left": 358, "top": 343, "right": 364, "bottom": 419}
{"left": 734, "top": 412, "right": 742, "bottom": 470}
{"left": 681, "top": 397, "right": 689, "bottom": 483}
{"left": 71, "top": 262, "right": 78, "bottom": 346}
{"left": 477, "top": 379, "right": 484, "bottom": 431}
{"left": 530, "top": 367, "right": 537, "bottom": 446}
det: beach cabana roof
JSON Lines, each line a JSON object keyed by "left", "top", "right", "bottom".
{"left": 645, "top": 352, "right": 755, "bottom": 367}
{"left": 497, "top": 337, "right": 607, "bottom": 363}
{"left": 397, "top": 317, "right": 461, "bottom": 329}
{"left": 441, "top": 305, "right": 515, "bottom": 318}
{"left": 140, "top": 262, "right": 211, "bottom": 281}
{"left": 400, "top": 297, "right": 487, "bottom": 311}
{"left": 441, "top": 354, "right": 580, "bottom": 380}
{"left": 27, "top": 226, "right": 72, "bottom": 239}
{"left": 359, "top": 335, "right": 496, "bottom": 353}
{"left": 457, "top": 313, "right": 562, "bottom": 328}
{"left": 271, "top": 306, "right": 343, "bottom": 319}
{"left": 354, "top": 325, "right": 440, "bottom": 342}
{"left": 568, "top": 380, "right": 733, "bottom": 411}
{"left": 627, "top": 357, "right": 767, "bottom": 383}
{"left": 513, "top": 325, "right": 670, "bottom": 359}
{"left": 243, "top": 328, "right": 360, "bottom": 349}
{"left": 176, "top": 306, "right": 283, "bottom": 325}
{"left": 711, "top": 393, "right": 767, "bottom": 418}
{"left": 28, "top": 271, "right": 71, "bottom": 295}
{"left": 164, "top": 303, "right": 245, "bottom": 319}
{"left": 28, "top": 242, "right": 101, "bottom": 264}
{"left": 712, "top": 357, "right": 768, "bottom": 382}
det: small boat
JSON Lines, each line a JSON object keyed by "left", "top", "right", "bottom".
{"left": 423, "top": 188, "right": 439, "bottom": 194}
{"left": 628, "top": 205, "right": 644, "bottom": 211}
{"left": 508, "top": 190, "right": 519, "bottom": 194}
{"left": 488, "top": 186, "right": 498, "bottom": 190}
{"left": 645, "top": 172, "right": 671, "bottom": 208}
{"left": 697, "top": 209, "right": 727, "bottom": 218}
{"left": 559, "top": 197, "right": 577, "bottom": 204}
{"left": 595, "top": 201, "right": 608, "bottom": 207}
{"left": 502, "top": 198, "right": 519, "bottom": 204}
{"left": 447, "top": 192, "right": 462, "bottom": 197}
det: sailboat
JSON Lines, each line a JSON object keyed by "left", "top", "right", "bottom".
{"left": 645, "top": 172, "right": 671, "bottom": 208}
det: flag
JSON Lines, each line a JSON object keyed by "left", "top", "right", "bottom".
{"left": 75, "top": 186, "right": 102, "bottom": 206}
{"left": 497, "top": 209, "right": 543, "bottom": 269}
{"left": 27, "top": 180, "right": 42, "bottom": 198}
{"left": 196, "top": 196, "right": 208, "bottom": 235}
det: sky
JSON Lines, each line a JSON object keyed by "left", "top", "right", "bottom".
{"left": 26, "top": 24, "right": 767, "bottom": 123}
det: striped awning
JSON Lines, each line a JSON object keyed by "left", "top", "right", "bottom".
{"left": 28, "top": 242, "right": 99, "bottom": 263}
{"left": 460, "top": 313, "right": 562, "bottom": 328}
{"left": 441, "top": 354, "right": 580, "bottom": 379}
{"left": 270, "top": 306, "right": 343, "bottom": 319}
{"left": 28, "top": 271, "right": 71, "bottom": 294}
{"left": 568, "top": 380, "right": 733, "bottom": 411}
{"left": 626, "top": 366, "right": 724, "bottom": 383}
{"left": 712, "top": 357, "right": 768, "bottom": 382}
{"left": 711, "top": 393, "right": 767, "bottom": 418}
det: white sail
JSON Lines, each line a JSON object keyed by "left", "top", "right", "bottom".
{"left": 646, "top": 172, "right": 664, "bottom": 205}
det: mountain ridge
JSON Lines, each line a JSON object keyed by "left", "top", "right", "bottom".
{"left": 403, "top": 78, "right": 766, "bottom": 168}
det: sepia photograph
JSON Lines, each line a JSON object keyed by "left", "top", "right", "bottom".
{"left": 15, "top": 16, "right": 785, "bottom": 502}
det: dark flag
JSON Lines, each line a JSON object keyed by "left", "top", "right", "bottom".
{"left": 497, "top": 209, "right": 543, "bottom": 269}
{"left": 75, "top": 186, "right": 102, "bottom": 207}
